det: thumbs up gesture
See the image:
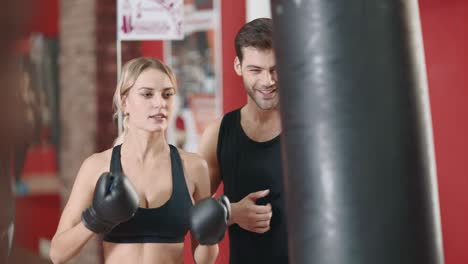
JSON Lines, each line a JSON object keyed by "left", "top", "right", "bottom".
{"left": 230, "top": 189, "right": 272, "bottom": 234}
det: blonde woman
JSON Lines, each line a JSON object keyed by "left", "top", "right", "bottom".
{"left": 50, "top": 57, "right": 218, "bottom": 264}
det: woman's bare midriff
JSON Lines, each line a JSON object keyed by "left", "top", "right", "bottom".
{"left": 103, "top": 241, "right": 185, "bottom": 264}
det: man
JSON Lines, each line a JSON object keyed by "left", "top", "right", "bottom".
{"left": 198, "top": 18, "right": 288, "bottom": 263}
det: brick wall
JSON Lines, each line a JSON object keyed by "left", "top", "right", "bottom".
{"left": 59, "top": 0, "right": 100, "bottom": 263}
{"left": 96, "top": 0, "right": 140, "bottom": 151}
{"left": 58, "top": 0, "right": 141, "bottom": 262}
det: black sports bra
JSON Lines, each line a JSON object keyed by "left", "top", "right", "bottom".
{"left": 103, "top": 144, "right": 193, "bottom": 243}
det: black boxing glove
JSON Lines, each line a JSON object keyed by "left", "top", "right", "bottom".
{"left": 82, "top": 172, "right": 139, "bottom": 234}
{"left": 189, "top": 195, "right": 231, "bottom": 245}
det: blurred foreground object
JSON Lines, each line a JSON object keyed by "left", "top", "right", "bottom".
{"left": 0, "top": 1, "right": 47, "bottom": 263}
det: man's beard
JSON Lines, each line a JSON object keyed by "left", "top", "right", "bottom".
{"left": 245, "top": 82, "right": 279, "bottom": 110}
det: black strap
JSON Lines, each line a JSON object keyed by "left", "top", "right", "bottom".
{"left": 110, "top": 144, "right": 123, "bottom": 174}
{"left": 169, "top": 144, "right": 185, "bottom": 197}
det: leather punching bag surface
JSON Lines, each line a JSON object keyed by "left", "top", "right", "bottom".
{"left": 271, "top": 0, "right": 444, "bottom": 263}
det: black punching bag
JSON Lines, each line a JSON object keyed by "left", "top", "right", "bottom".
{"left": 271, "top": 0, "right": 444, "bottom": 263}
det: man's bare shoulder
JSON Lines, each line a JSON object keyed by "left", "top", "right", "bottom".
{"left": 199, "top": 117, "right": 223, "bottom": 149}
{"left": 178, "top": 149, "right": 208, "bottom": 173}
{"left": 204, "top": 117, "right": 223, "bottom": 136}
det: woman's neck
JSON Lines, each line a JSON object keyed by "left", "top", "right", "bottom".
{"left": 121, "top": 128, "right": 169, "bottom": 164}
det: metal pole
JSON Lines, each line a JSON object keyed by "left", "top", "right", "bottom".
{"left": 116, "top": 0, "right": 123, "bottom": 136}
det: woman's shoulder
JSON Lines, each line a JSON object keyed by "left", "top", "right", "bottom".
{"left": 79, "top": 148, "right": 113, "bottom": 176}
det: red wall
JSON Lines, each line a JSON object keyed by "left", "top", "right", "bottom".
{"left": 220, "top": 1, "right": 247, "bottom": 113}
{"left": 29, "top": 0, "right": 58, "bottom": 37}
{"left": 420, "top": 0, "right": 468, "bottom": 263}
{"left": 140, "top": 41, "right": 164, "bottom": 60}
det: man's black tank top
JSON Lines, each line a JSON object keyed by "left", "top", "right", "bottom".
{"left": 217, "top": 109, "right": 289, "bottom": 264}
{"left": 103, "top": 144, "right": 193, "bottom": 243}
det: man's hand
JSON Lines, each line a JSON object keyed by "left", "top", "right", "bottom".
{"left": 229, "top": 190, "right": 272, "bottom": 234}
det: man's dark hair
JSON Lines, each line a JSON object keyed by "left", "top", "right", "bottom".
{"left": 234, "top": 18, "right": 273, "bottom": 62}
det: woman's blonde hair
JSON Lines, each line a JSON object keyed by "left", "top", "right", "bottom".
{"left": 113, "top": 57, "right": 177, "bottom": 145}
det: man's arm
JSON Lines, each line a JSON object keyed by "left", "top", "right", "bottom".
{"left": 198, "top": 119, "right": 222, "bottom": 195}
{"left": 197, "top": 119, "right": 272, "bottom": 234}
